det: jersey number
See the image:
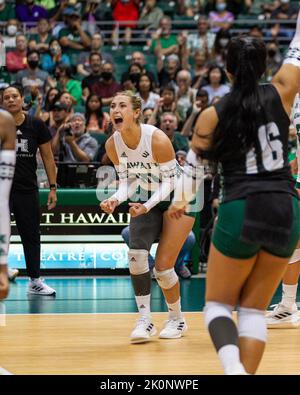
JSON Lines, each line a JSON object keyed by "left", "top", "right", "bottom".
{"left": 246, "top": 122, "right": 284, "bottom": 174}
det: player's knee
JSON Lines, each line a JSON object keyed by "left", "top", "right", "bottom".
{"left": 237, "top": 306, "right": 267, "bottom": 343}
{"left": 128, "top": 249, "right": 149, "bottom": 275}
{"left": 153, "top": 267, "right": 178, "bottom": 289}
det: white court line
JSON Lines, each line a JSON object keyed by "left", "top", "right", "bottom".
{"left": 0, "top": 366, "right": 13, "bottom": 375}
{"left": 5, "top": 311, "right": 204, "bottom": 316}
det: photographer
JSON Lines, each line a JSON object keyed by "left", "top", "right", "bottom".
{"left": 52, "top": 113, "right": 98, "bottom": 163}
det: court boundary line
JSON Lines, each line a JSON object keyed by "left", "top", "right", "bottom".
{"left": 5, "top": 311, "right": 204, "bottom": 316}
{"left": 0, "top": 366, "right": 13, "bottom": 375}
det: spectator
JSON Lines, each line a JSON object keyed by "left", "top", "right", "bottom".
{"left": 85, "top": 94, "right": 110, "bottom": 134}
{"left": 48, "top": 0, "right": 69, "bottom": 22}
{"left": 16, "top": 0, "right": 48, "bottom": 23}
{"left": 187, "top": 15, "right": 216, "bottom": 57}
{"left": 270, "top": 0, "right": 298, "bottom": 39}
{"left": 81, "top": 52, "right": 103, "bottom": 99}
{"left": 121, "top": 51, "right": 157, "bottom": 88}
{"left": 111, "top": 0, "right": 140, "bottom": 45}
{"left": 58, "top": 91, "right": 74, "bottom": 115}
{"left": 142, "top": 107, "right": 154, "bottom": 123}
{"left": 49, "top": 101, "right": 69, "bottom": 159}
{"left": 58, "top": 7, "right": 91, "bottom": 56}
{"left": 212, "top": 28, "right": 232, "bottom": 67}
{"left": 176, "top": 70, "right": 197, "bottom": 120}
{"left": 150, "top": 16, "right": 179, "bottom": 57}
{"left": 88, "top": 61, "right": 122, "bottom": 106}
{"left": 16, "top": 50, "right": 49, "bottom": 97}
{"left": 6, "top": 33, "right": 28, "bottom": 74}
{"left": 125, "top": 63, "right": 144, "bottom": 90}
{"left": 2, "top": 19, "right": 20, "bottom": 49}
{"left": 0, "top": 0, "right": 16, "bottom": 21}
{"left": 157, "top": 54, "right": 181, "bottom": 88}
{"left": 41, "top": 38, "right": 71, "bottom": 74}
{"left": 160, "top": 112, "right": 189, "bottom": 153}
{"left": 28, "top": 18, "right": 52, "bottom": 54}
{"left": 227, "top": 0, "right": 253, "bottom": 16}
{"left": 177, "top": 0, "right": 202, "bottom": 17}
{"left": 202, "top": 64, "right": 230, "bottom": 103}
{"left": 136, "top": 73, "right": 160, "bottom": 110}
{"left": 148, "top": 84, "right": 178, "bottom": 126}
{"left": 138, "top": 0, "right": 164, "bottom": 35}
{"left": 55, "top": 64, "right": 82, "bottom": 104}
{"left": 249, "top": 25, "right": 264, "bottom": 39}
{"left": 208, "top": 0, "right": 234, "bottom": 33}
{"left": 191, "top": 50, "right": 209, "bottom": 90}
{"left": 181, "top": 89, "right": 209, "bottom": 137}
{"left": 52, "top": 113, "right": 98, "bottom": 163}
{"left": 35, "top": 87, "right": 60, "bottom": 125}
{"left": 265, "top": 40, "right": 283, "bottom": 82}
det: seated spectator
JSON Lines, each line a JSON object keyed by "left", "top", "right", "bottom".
{"left": 138, "top": 0, "right": 164, "bottom": 36}
{"left": 122, "top": 225, "right": 195, "bottom": 279}
{"left": 77, "top": 33, "right": 113, "bottom": 78}
{"left": 16, "top": 50, "right": 49, "bottom": 97}
{"left": 191, "top": 50, "right": 209, "bottom": 90}
{"left": 202, "top": 64, "right": 230, "bottom": 103}
{"left": 142, "top": 107, "right": 154, "bottom": 123}
{"left": 187, "top": 15, "right": 216, "bottom": 57}
{"left": 121, "top": 51, "right": 157, "bottom": 88}
{"left": 85, "top": 94, "right": 110, "bottom": 134}
{"left": 208, "top": 0, "right": 234, "bottom": 33}
{"left": 48, "top": 100, "right": 69, "bottom": 138}
{"left": 58, "top": 7, "right": 91, "bottom": 56}
{"left": 0, "top": 0, "right": 15, "bottom": 21}
{"left": 35, "top": 87, "right": 60, "bottom": 125}
{"left": 150, "top": 16, "right": 179, "bottom": 57}
{"left": 160, "top": 112, "right": 189, "bottom": 153}
{"left": 248, "top": 25, "right": 264, "bottom": 39}
{"left": 265, "top": 40, "right": 283, "bottom": 82}
{"left": 181, "top": 89, "right": 209, "bottom": 138}
{"left": 57, "top": 90, "right": 75, "bottom": 118}
{"left": 55, "top": 64, "right": 82, "bottom": 104}
{"left": 123, "top": 63, "right": 144, "bottom": 91}
{"left": 2, "top": 19, "right": 20, "bottom": 49}
{"left": 16, "top": 0, "right": 48, "bottom": 23}
{"left": 41, "top": 38, "right": 71, "bottom": 74}
{"left": 148, "top": 84, "right": 179, "bottom": 126}
{"left": 6, "top": 33, "right": 28, "bottom": 74}
{"left": 270, "top": 0, "right": 298, "bottom": 39}
{"left": 136, "top": 73, "right": 160, "bottom": 110}
{"left": 177, "top": 0, "right": 202, "bottom": 17}
{"left": 48, "top": 0, "right": 70, "bottom": 22}
{"left": 81, "top": 52, "right": 103, "bottom": 99}
{"left": 111, "top": 0, "right": 140, "bottom": 45}
{"left": 87, "top": 61, "right": 122, "bottom": 106}
{"left": 176, "top": 70, "right": 197, "bottom": 120}
{"left": 212, "top": 28, "right": 232, "bottom": 68}
{"left": 52, "top": 113, "right": 98, "bottom": 163}
{"left": 28, "top": 18, "right": 52, "bottom": 54}
{"left": 157, "top": 54, "right": 181, "bottom": 88}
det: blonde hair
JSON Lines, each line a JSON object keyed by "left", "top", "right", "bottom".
{"left": 113, "top": 90, "right": 143, "bottom": 123}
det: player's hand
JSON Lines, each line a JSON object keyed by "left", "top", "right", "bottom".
{"left": 290, "top": 157, "right": 298, "bottom": 175}
{"left": 167, "top": 204, "right": 187, "bottom": 220}
{"left": 47, "top": 189, "right": 57, "bottom": 211}
{"left": 128, "top": 203, "right": 148, "bottom": 217}
{"left": 0, "top": 266, "right": 9, "bottom": 300}
{"left": 100, "top": 198, "right": 119, "bottom": 214}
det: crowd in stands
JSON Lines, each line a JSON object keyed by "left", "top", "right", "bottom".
{"left": 0, "top": 1, "right": 299, "bottom": 267}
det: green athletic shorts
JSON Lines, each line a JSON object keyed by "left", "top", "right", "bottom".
{"left": 212, "top": 197, "right": 300, "bottom": 259}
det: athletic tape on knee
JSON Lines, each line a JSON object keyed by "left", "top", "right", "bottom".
{"left": 128, "top": 249, "right": 149, "bottom": 275}
{"left": 204, "top": 302, "right": 237, "bottom": 351}
{"left": 289, "top": 248, "right": 300, "bottom": 264}
{"left": 237, "top": 307, "right": 267, "bottom": 343}
{"left": 153, "top": 267, "right": 178, "bottom": 290}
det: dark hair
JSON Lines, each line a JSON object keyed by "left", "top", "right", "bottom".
{"left": 136, "top": 73, "right": 154, "bottom": 93}
{"left": 49, "top": 38, "right": 60, "bottom": 46}
{"left": 85, "top": 94, "right": 104, "bottom": 130}
{"left": 160, "top": 83, "right": 175, "bottom": 96}
{"left": 214, "top": 28, "right": 232, "bottom": 54}
{"left": 196, "top": 88, "right": 209, "bottom": 98}
{"left": 89, "top": 51, "right": 102, "bottom": 62}
{"left": 128, "top": 62, "right": 143, "bottom": 74}
{"left": 27, "top": 49, "right": 40, "bottom": 59}
{"left": 44, "top": 87, "right": 60, "bottom": 111}
{"left": 57, "top": 63, "right": 73, "bottom": 78}
{"left": 212, "top": 36, "right": 267, "bottom": 162}
{"left": 3, "top": 83, "right": 24, "bottom": 97}
{"left": 207, "top": 64, "right": 227, "bottom": 85}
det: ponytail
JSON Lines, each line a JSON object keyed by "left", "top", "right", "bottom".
{"left": 212, "top": 36, "right": 266, "bottom": 162}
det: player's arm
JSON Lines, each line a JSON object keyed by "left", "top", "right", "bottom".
{"left": 272, "top": 11, "right": 300, "bottom": 115}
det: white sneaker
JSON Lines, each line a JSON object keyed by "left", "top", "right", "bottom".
{"left": 8, "top": 268, "right": 19, "bottom": 281}
{"left": 266, "top": 303, "right": 300, "bottom": 328}
{"left": 130, "top": 317, "right": 157, "bottom": 344}
{"left": 28, "top": 278, "right": 56, "bottom": 296}
{"left": 159, "top": 318, "right": 188, "bottom": 339}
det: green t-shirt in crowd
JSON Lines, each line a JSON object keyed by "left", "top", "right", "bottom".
{"left": 28, "top": 33, "right": 52, "bottom": 45}
{"left": 0, "top": 67, "right": 11, "bottom": 87}
{"left": 0, "top": 3, "right": 15, "bottom": 21}
{"left": 58, "top": 27, "right": 91, "bottom": 57}
{"left": 150, "top": 34, "right": 178, "bottom": 52}
{"left": 58, "top": 79, "right": 82, "bottom": 104}
{"left": 172, "top": 132, "right": 189, "bottom": 153}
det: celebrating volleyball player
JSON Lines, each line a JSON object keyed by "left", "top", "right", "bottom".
{"left": 100, "top": 91, "right": 196, "bottom": 343}
{"left": 266, "top": 92, "right": 300, "bottom": 328}
{"left": 170, "top": 12, "right": 300, "bottom": 374}
{"left": 0, "top": 110, "right": 16, "bottom": 300}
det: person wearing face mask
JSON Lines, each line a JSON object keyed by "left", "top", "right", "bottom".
{"left": 208, "top": 0, "right": 234, "bottom": 33}
{"left": 89, "top": 61, "right": 121, "bottom": 107}
{"left": 52, "top": 113, "right": 98, "bottom": 163}
{"left": 0, "top": 0, "right": 16, "bottom": 22}
{"left": 16, "top": 0, "right": 48, "bottom": 23}
{"left": 2, "top": 19, "right": 19, "bottom": 49}
{"left": 15, "top": 50, "right": 49, "bottom": 97}
{"left": 41, "top": 38, "right": 71, "bottom": 74}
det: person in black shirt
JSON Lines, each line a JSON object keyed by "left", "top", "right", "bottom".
{"left": 170, "top": 20, "right": 300, "bottom": 374}
{"left": 2, "top": 84, "right": 57, "bottom": 296}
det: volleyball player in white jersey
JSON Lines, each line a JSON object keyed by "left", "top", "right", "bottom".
{"left": 0, "top": 109, "right": 16, "bottom": 299}
{"left": 100, "top": 91, "right": 196, "bottom": 343}
{"left": 266, "top": 93, "right": 300, "bottom": 328}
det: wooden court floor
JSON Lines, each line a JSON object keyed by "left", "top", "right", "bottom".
{"left": 0, "top": 312, "right": 300, "bottom": 375}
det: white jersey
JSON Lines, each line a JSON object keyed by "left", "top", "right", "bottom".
{"left": 291, "top": 94, "right": 300, "bottom": 184}
{"left": 113, "top": 123, "right": 161, "bottom": 193}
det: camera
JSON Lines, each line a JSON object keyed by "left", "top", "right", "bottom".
{"left": 62, "top": 124, "right": 73, "bottom": 137}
